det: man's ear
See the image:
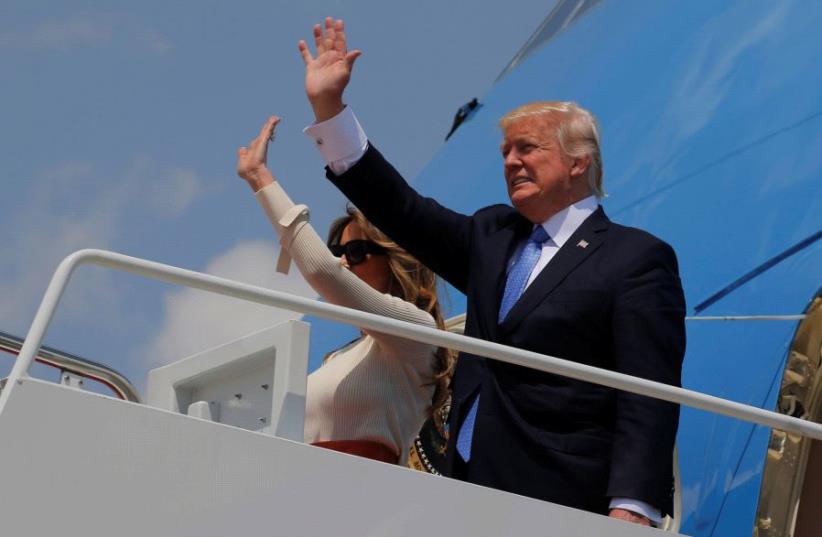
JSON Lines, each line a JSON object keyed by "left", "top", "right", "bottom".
{"left": 571, "top": 155, "right": 591, "bottom": 178}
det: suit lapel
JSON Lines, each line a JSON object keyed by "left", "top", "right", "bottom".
{"left": 500, "top": 207, "right": 610, "bottom": 332}
{"left": 452, "top": 211, "right": 528, "bottom": 404}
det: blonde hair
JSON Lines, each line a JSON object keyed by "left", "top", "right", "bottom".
{"left": 327, "top": 207, "right": 456, "bottom": 421}
{"left": 499, "top": 101, "right": 605, "bottom": 198}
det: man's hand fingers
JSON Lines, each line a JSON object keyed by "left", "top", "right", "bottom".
{"left": 608, "top": 509, "right": 651, "bottom": 526}
{"left": 337, "top": 30, "right": 347, "bottom": 54}
{"left": 313, "top": 24, "right": 325, "bottom": 54}
{"left": 323, "top": 17, "right": 334, "bottom": 53}
{"left": 344, "top": 50, "right": 361, "bottom": 70}
{"left": 324, "top": 17, "right": 334, "bottom": 32}
{"left": 334, "top": 19, "right": 346, "bottom": 53}
{"left": 298, "top": 40, "right": 313, "bottom": 64}
{"left": 325, "top": 17, "right": 336, "bottom": 44}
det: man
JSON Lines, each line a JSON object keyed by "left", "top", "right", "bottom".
{"left": 298, "top": 18, "right": 686, "bottom": 526}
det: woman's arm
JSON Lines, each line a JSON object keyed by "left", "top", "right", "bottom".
{"left": 237, "top": 117, "right": 436, "bottom": 343}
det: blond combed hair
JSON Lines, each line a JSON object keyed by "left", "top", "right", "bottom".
{"left": 499, "top": 101, "right": 605, "bottom": 198}
{"left": 327, "top": 207, "right": 456, "bottom": 421}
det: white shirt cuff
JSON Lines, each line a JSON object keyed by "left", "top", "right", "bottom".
{"left": 303, "top": 106, "right": 368, "bottom": 175}
{"left": 609, "top": 498, "right": 661, "bottom": 524}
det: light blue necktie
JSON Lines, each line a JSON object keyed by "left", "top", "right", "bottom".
{"left": 456, "top": 225, "right": 550, "bottom": 462}
{"left": 498, "top": 225, "right": 550, "bottom": 323}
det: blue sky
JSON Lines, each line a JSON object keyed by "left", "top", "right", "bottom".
{"left": 0, "top": 1, "right": 554, "bottom": 391}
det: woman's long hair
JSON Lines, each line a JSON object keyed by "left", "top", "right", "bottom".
{"left": 327, "top": 207, "right": 455, "bottom": 420}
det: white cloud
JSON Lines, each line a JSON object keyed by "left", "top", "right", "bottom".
{"left": 0, "top": 159, "right": 204, "bottom": 333}
{"left": 0, "top": 17, "right": 172, "bottom": 54}
{"left": 0, "top": 19, "right": 111, "bottom": 50}
{"left": 0, "top": 162, "right": 118, "bottom": 332}
{"left": 138, "top": 240, "right": 317, "bottom": 367}
{"left": 148, "top": 167, "right": 202, "bottom": 217}
{"left": 139, "top": 30, "right": 173, "bottom": 54}
{"left": 31, "top": 20, "right": 112, "bottom": 48}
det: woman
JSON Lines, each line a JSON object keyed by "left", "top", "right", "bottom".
{"left": 237, "top": 116, "right": 452, "bottom": 465}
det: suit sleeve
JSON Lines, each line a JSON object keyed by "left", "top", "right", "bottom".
{"left": 606, "top": 238, "right": 686, "bottom": 515}
{"left": 327, "top": 144, "right": 474, "bottom": 294}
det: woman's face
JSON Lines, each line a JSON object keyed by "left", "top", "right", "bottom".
{"left": 339, "top": 222, "right": 393, "bottom": 294}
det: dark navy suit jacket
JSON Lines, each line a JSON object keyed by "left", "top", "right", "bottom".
{"left": 328, "top": 144, "right": 686, "bottom": 516}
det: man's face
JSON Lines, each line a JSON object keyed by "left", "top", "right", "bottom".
{"left": 501, "top": 115, "right": 590, "bottom": 223}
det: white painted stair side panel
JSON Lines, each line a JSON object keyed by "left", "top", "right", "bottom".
{"left": 0, "top": 379, "right": 682, "bottom": 537}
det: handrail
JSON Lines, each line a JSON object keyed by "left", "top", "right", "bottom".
{"left": 685, "top": 315, "right": 806, "bottom": 321}
{"left": 0, "top": 331, "right": 140, "bottom": 403}
{"left": 2, "top": 248, "right": 821, "bottom": 443}
{"left": 445, "top": 313, "right": 807, "bottom": 327}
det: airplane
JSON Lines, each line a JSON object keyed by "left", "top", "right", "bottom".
{"left": 1, "top": 1, "right": 819, "bottom": 536}
{"left": 408, "top": 1, "right": 822, "bottom": 535}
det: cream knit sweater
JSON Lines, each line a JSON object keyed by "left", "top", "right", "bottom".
{"left": 255, "top": 182, "right": 437, "bottom": 463}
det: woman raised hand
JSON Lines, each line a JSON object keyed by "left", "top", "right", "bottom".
{"left": 237, "top": 115, "right": 280, "bottom": 192}
{"left": 298, "top": 17, "right": 361, "bottom": 122}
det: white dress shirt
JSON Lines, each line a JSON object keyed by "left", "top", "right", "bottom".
{"left": 512, "top": 195, "right": 598, "bottom": 288}
{"left": 304, "top": 107, "right": 662, "bottom": 525}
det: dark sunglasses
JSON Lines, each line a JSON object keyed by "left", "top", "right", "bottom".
{"left": 328, "top": 239, "right": 387, "bottom": 266}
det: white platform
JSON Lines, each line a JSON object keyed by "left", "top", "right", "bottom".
{"left": 0, "top": 377, "right": 681, "bottom": 536}
{"left": 146, "top": 321, "right": 310, "bottom": 441}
